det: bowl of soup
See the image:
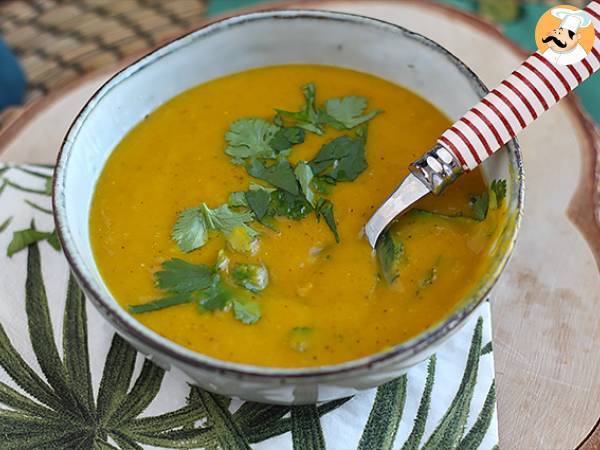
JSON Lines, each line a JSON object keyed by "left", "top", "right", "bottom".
{"left": 53, "top": 9, "right": 523, "bottom": 404}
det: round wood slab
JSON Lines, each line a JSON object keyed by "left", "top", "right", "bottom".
{"left": 1, "top": 1, "right": 598, "bottom": 448}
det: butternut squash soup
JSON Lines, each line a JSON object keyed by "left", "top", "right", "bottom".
{"left": 90, "top": 65, "right": 506, "bottom": 367}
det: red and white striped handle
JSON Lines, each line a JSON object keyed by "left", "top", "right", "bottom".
{"left": 438, "top": 0, "right": 600, "bottom": 170}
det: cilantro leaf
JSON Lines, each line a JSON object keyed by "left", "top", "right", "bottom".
{"left": 289, "top": 326, "right": 314, "bottom": 352}
{"left": 215, "top": 249, "right": 229, "bottom": 272}
{"left": 376, "top": 230, "right": 406, "bottom": 284}
{"left": 155, "top": 258, "right": 214, "bottom": 293}
{"left": 270, "top": 190, "right": 313, "bottom": 220}
{"left": 232, "top": 263, "right": 269, "bottom": 292}
{"left": 172, "top": 207, "right": 207, "bottom": 252}
{"left": 294, "top": 161, "right": 316, "bottom": 207}
{"left": 245, "top": 188, "right": 271, "bottom": 220}
{"left": 200, "top": 204, "right": 254, "bottom": 233}
{"left": 470, "top": 191, "right": 489, "bottom": 221}
{"left": 309, "top": 136, "right": 367, "bottom": 182}
{"left": 315, "top": 198, "right": 340, "bottom": 243}
{"left": 275, "top": 83, "right": 324, "bottom": 135}
{"left": 322, "top": 96, "right": 382, "bottom": 129}
{"left": 227, "top": 191, "right": 248, "bottom": 208}
{"left": 225, "top": 118, "right": 280, "bottom": 162}
{"left": 312, "top": 177, "right": 334, "bottom": 195}
{"left": 270, "top": 127, "right": 305, "bottom": 152}
{"left": 7, "top": 227, "right": 59, "bottom": 257}
{"left": 172, "top": 203, "right": 258, "bottom": 253}
{"left": 233, "top": 299, "right": 261, "bottom": 324}
{"left": 490, "top": 179, "right": 507, "bottom": 209}
{"left": 198, "top": 275, "right": 236, "bottom": 311}
{"left": 246, "top": 159, "right": 299, "bottom": 195}
{"left": 129, "top": 293, "right": 193, "bottom": 314}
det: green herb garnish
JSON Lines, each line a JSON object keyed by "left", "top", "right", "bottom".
{"left": 269, "top": 126, "right": 305, "bottom": 152}
{"left": 129, "top": 293, "right": 193, "bottom": 314}
{"left": 490, "top": 179, "right": 507, "bottom": 209}
{"left": 225, "top": 118, "right": 280, "bottom": 163}
{"left": 294, "top": 161, "right": 317, "bottom": 207}
{"left": 131, "top": 254, "right": 263, "bottom": 325}
{"left": 315, "top": 198, "right": 339, "bottom": 243}
{"left": 246, "top": 159, "right": 299, "bottom": 196}
{"left": 275, "top": 83, "right": 324, "bottom": 135}
{"left": 376, "top": 230, "right": 406, "bottom": 284}
{"left": 155, "top": 258, "right": 214, "bottom": 293}
{"left": 244, "top": 188, "right": 271, "bottom": 221}
{"left": 288, "top": 326, "right": 315, "bottom": 352}
{"left": 232, "top": 263, "right": 269, "bottom": 293}
{"left": 233, "top": 299, "right": 261, "bottom": 325}
{"left": 470, "top": 191, "right": 489, "bottom": 221}
{"left": 322, "top": 96, "right": 382, "bottom": 130}
{"left": 172, "top": 203, "right": 258, "bottom": 253}
{"left": 309, "top": 135, "right": 367, "bottom": 182}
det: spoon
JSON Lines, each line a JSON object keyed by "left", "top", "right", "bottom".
{"left": 365, "top": 0, "right": 600, "bottom": 248}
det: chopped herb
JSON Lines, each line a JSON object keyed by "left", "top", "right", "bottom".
{"left": 224, "top": 118, "right": 280, "bottom": 163}
{"left": 7, "top": 226, "right": 59, "bottom": 257}
{"left": 245, "top": 188, "right": 271, "bottom": 221}
{"left": 215, "top": 249, "right": 229, "bottom": 272}
{"left": 490, "top": 179, "right": 507, "bottom": 209}
{"left": 408, "top": 208, "right": 477, "bottom": 224}
{"left": 224, "top": 224, "right": 259, "bottom": 253}
{"left": 232, "top": 263, "right": 269, "bottom": 293}
{"left": 294, "top": 161, "right": 316, "bottom": 207}
{"left": 269, "top": 126, "right": 305, "bottom": 152}
{"left": 312, "top": 176, "right": 334, "bottom": 195}
{"left": 198, "top": 275, "right": 236, "bottom": 311}
{"left": 376, "top": 230, "right": 406, "bottom": 284}
{"left": 322, "top": 96, "right": 382, "bottom": 130}
{"left": 228, "top": 191, "right": 248, "bottom": 208}
{"left": 418, "top": 267, "right": 438, "bottom": 291}
{"left": 309, "top": 136, "right": 367, "bottom": 182}
{"left": 172, "top": 203, "right": 258, "bottom": 253}
{"left": 172, "top": 207, "right": 208, "bottom": 252}
{"left": 470, "top": 191, "right": 489, "bottom": 221}
{"left": 246, "top": 159, "right": 299, "bottom": 195}
{"left": 154, "top": 258, "right": 214, "bottom": 293}
{"left": 315, "top": 198, "right": 340, "bottom": 243}
{"left": 289, "top": 326, "right": 314, "bottom": 352}
{"left": 275, "top": 83, "right": 324, "bottom": 135}
{"left": 232, "top": 299, "right": 261, "bottom": 324}
{"left": 270, "top": 190, "right": 313, "bottom": 220}
{"left": 229, "top": 183, "right": 275, "bottom": 210}
{"left": 129, "top": 293, "right": 193, "bottom": 314}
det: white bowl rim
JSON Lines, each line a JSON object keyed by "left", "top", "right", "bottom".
{"left": 53, "top": 8, "right": 524, "bottom": 381}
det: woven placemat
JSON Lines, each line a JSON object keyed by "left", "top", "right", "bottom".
{"left": 0, "top": 0, "right": 207, "bottom": 104}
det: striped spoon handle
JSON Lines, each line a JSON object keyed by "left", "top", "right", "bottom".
{"left": 410, "top": 0, "right": 600, "bottom": 192}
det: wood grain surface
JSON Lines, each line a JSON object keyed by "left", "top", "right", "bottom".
{"left": 0, "top": 1, "right": 598, "bottom": 449}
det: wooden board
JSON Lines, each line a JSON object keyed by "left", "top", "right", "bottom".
{"left": 1, "top": 1, "right": 598, "bottom": 448}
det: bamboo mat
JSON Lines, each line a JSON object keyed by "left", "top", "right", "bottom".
{"left": 0, "top": 0, "right": 207, "bottom": 105}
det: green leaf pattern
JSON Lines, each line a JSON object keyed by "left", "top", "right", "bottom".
{"left": 0, "top": 165, "right": 498, "bottom": 448}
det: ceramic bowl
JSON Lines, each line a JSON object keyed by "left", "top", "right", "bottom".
{"left": 53, "top": 9, "right": 523, "bottom": 404}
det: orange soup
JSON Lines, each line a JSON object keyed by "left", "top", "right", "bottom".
{"left": 90, "top": 65, "right": 506, "bottom": 367}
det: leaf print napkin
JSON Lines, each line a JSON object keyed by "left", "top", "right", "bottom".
{"left": 0, "top": 163, "right": 498, "bottom": 449}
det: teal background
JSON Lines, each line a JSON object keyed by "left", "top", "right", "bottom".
{"left": 206, "top": 0, "right": 600, "bottom": 124}
{"left": 0, "top": 39, "right": 26, "bottom": 110}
